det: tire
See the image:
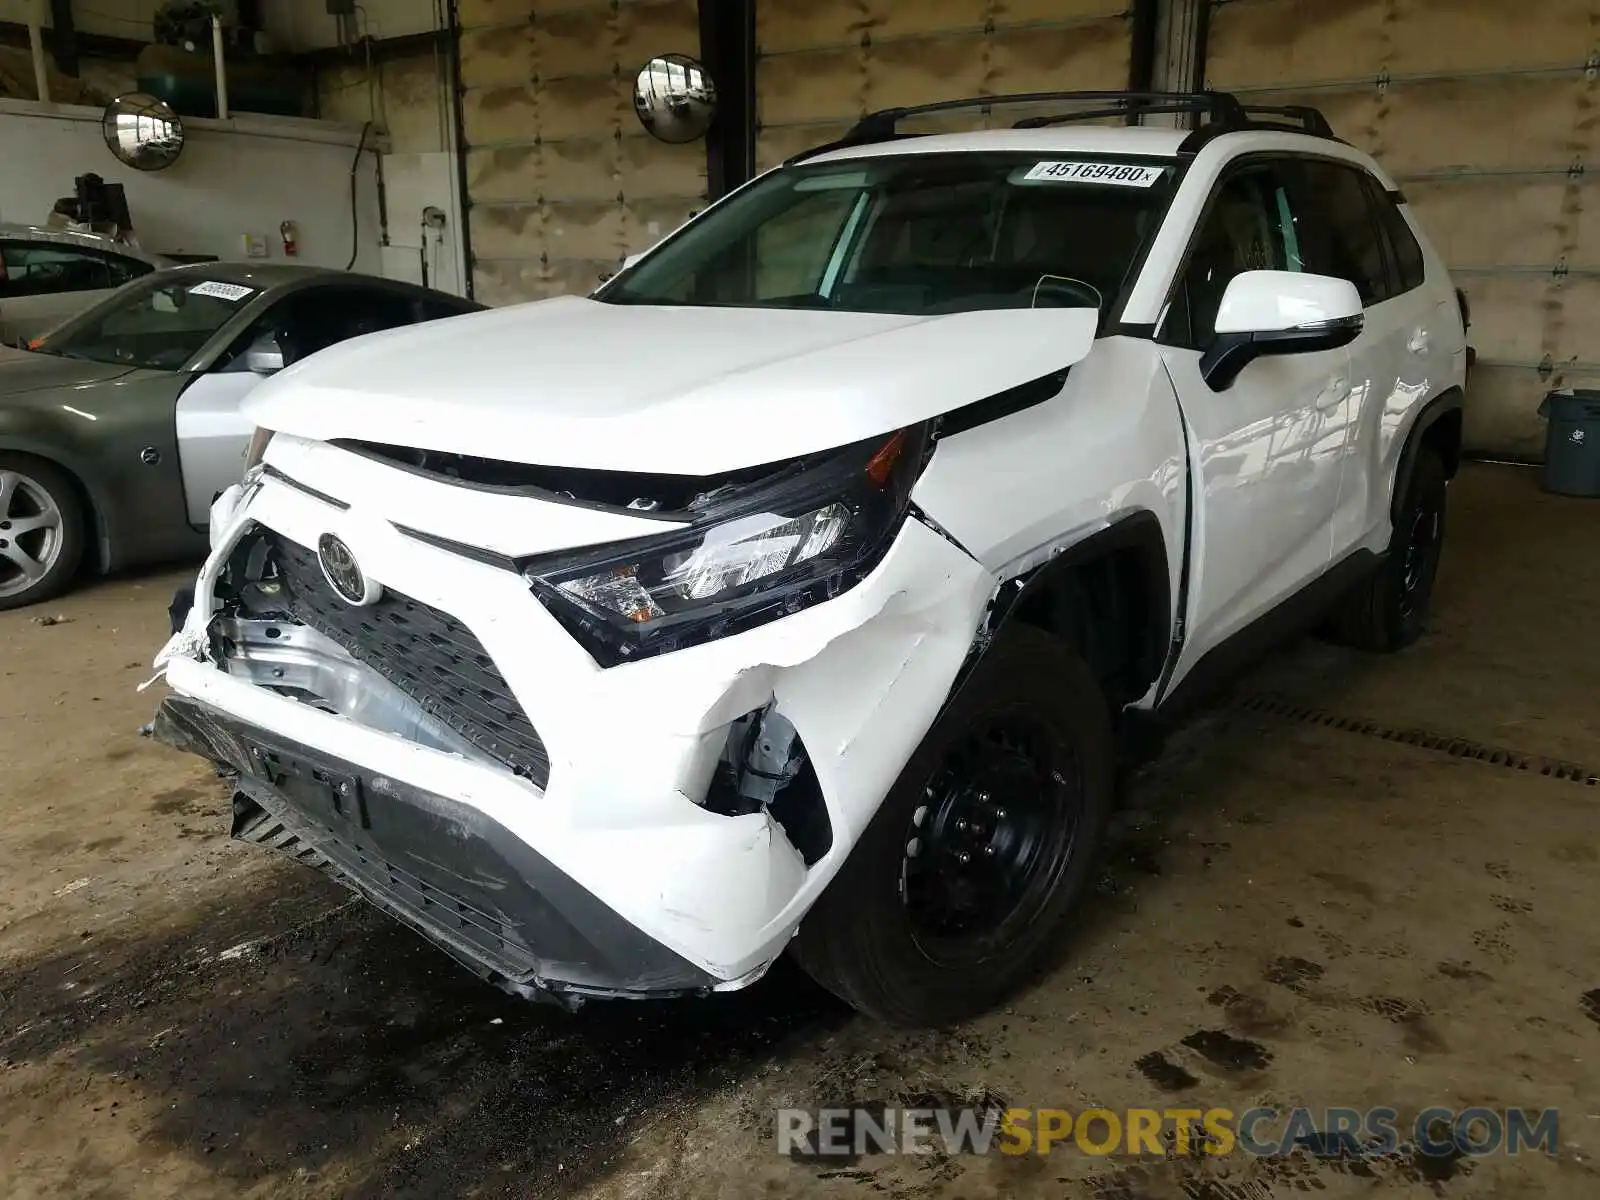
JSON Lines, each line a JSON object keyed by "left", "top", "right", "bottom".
{"left": 1326, "top": 447, "right": 1448, "bottom": 653}
{"left": 0, "top": 453, "right": 86, "bottom": 612}
{"left": 791, "top": 624, "right": 1114, "bottom": 1027}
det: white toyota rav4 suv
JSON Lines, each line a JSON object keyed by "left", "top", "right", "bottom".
{"left": 150, "top": 92, "right": 1467, "bottom": 1026}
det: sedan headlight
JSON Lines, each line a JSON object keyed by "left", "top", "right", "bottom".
{"left": 522, "top": 426, "right": 928, "bottom": 665}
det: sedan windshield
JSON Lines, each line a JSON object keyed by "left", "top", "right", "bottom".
{"left": 600, "top": 151, "right": 1177, "bottom": 317}
{"left": 30, "top": 274, "right": 261, "bottom": 370}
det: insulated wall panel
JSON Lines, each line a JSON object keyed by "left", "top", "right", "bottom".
{"left": 1206, "top": 0, "right": 1600, "bottom": 459}
{"left": 459, "top": 0, "right": 707, "bottom": 305}
{"left": 754, "top": 0, "right": 1133, "bottom": 171}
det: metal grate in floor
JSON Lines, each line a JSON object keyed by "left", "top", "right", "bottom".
{"left": 1235, "top": 695, "right": 1600, "bottom": 788}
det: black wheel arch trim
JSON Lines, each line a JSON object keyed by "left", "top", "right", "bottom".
{"left": 1391, "top": 387, "right": 1464, "bottom": 524}
{"left": 943, "top": 509, "right": 1173, "bottom": 716}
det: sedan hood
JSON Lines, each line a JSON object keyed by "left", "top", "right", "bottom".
{"left": 242, "top": 296, "right": 1098, "bottom": 475}
{"left": 0, "top": 345, "right": 137, "bottom": 396}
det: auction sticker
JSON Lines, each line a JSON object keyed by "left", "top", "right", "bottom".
{"left": 189, "top": 280, "right": 257, "bottom": 302}
{"left": 1022, "top": 161, "right": 1166, "bottom": 187}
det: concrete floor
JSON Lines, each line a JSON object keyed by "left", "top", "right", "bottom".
{"left": 0, "top": 462, "right": 1596, "bottom": 1199}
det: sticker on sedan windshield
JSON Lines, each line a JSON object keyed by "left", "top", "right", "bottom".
{"left": 188, "top": 280, "right": 257, "bottom": 302}
{"left": 1021, "top": 161, "right": 1165, "bottom": 187}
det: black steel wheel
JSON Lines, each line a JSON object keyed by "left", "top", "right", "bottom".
{"left": 792, "top": 625, "right": 1113, "bottom": 1027}
{"left": 1397, "top": 497, "right": 1443, "bottom": 622}
{"left": 901, "top": 717, "right": 1083, "bottom": 969}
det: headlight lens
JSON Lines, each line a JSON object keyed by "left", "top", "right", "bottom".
{"left": 523, "top": 427, "right": 927, "bottom": 665}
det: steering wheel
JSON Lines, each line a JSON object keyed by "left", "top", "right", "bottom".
{"left": 1029, "top": 274, "right": 1104, "bottom": 311}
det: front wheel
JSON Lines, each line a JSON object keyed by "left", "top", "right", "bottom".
{"left": 791, "top": 625, "right": 1114, "bottom": 1027}
{"left": 0, "top": 454, "right": 85, "bottom": 611}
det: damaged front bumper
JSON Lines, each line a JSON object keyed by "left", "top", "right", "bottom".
{"left": 153, "top": 694, "right": 718, "bottom": 1005}
{"left": 150, "top": 441, "right": 996, "bottom": 1001}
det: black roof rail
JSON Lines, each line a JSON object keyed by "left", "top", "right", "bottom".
{"left": 783, "top": 89, "right": 1336, "bottom": 165}
{"left": 1177, "top": 102, "right": 1340, "bottom": 152}
{"left": 863, "top": 90, "right": 1248, "bottom": 138}
{"left": 1012, "top": 91, "right": 1248, "bottom": 128}
{"left": 785, "top": 91, "right": 1247, "bottom": 164}
{"left": 1240, "top": 104, "right": 1334, "bottom": 138}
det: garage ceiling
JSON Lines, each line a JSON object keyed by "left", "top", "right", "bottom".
{"left": 1205, "top": 0, "right": 1600, "bottom": 459}
{"left": 456, "top": 0, "right": 709, "bottom": 305}
{"left": 755, "top": 0, "right": 1134, "bottom": 169}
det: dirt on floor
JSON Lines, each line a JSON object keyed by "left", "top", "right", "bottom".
{"left": 1, "top": 463, "right": 1597, "bottom": 1200}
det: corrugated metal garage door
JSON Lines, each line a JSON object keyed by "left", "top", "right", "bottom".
{"left": 457, "top": 0, "right": 709, "bottom": 305}
{"left": 754, "top": 0, "right": 1134, "bottom": 170}
{"left": 1206, "top": 0, "right": 1600, "bottom": 459}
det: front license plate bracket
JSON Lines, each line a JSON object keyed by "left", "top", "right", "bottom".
{"left": 247, "top": 743, "right": 370, "bottom": 829}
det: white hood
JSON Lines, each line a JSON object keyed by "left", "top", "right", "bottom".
{"left": 242, "top": 296, "right": 1098, "bottom": 475}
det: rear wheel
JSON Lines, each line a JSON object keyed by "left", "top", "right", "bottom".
{"left": 1326, "top": 447, "right": 1448, "bottom": 652}
{"left": 792, "top": 625, "right": 1113, "bottom": 1027}
{"left": 0, "top": 454, "right": 85, "bottom": 611}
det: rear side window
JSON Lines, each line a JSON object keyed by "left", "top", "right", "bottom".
{"left": 1369, "top": 181, "right": 1427, "bottom": 294}
{"left": 0, "top": 241, "right": 113, "bottom": 298}
{"left": 1291, "top": 161, "right": 1389, "bottom": 306}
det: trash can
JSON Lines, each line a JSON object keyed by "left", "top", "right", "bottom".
{"left": 1539, "top": 389, "right": 1600, "bottom": 497}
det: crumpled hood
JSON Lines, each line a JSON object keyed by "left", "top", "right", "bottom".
{"left": 242, "top": 296, "right": 1098, "bottom": 475}
{"left": 0, "top": 345, "right": 137, "bottom": 397}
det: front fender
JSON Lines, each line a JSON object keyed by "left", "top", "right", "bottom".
{"left": 0, "top": 393, "right": 197, "bottom": 572}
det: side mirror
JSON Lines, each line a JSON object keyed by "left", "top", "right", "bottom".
{"left": 244, "top": 335, "right": 285, "bottom": 375}
{"left": 1200, "top": 271, "right": 1364, "bottom": 391}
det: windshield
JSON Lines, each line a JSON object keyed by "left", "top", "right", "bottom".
{"left": 30, "top": 274, "right": 262, "bottom": 370}
{"left": 600, "top": 151, "right": 1177, "bottom": 317}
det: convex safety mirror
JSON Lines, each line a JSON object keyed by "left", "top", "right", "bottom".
{"left": 103, "top": 93, "right": 186, "bottom": 171}
{"left": 633, "top": 54, "right": 718, "bottom": 144}
{"left": 1201, "top": 270, "right": 1364, "bottom": 391}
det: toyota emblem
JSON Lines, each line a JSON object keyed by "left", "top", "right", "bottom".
{"left": 317, "top": 533, "right": 380, "bottom": 606}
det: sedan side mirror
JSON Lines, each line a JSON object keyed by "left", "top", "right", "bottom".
{"left": 245, "top": 335, "right": 285, "bottom": 375}
{"left": 1200, "top": 270, "right": 1364, "bottom": 391}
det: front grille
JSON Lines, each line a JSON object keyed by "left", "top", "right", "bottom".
{"left": 263, "top": 531, "right": 551, "bottom": 786}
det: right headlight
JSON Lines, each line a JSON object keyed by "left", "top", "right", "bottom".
{"left": 522, "top": 426, "right": 928, "bottom": 666}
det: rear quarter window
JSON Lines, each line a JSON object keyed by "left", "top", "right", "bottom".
{"left": 1371, "top": 183, "right": 1427, "bottom": 293}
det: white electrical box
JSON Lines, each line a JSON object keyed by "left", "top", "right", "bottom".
{"left": 242, "top": 233, "right": 269, "bottom": 259}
